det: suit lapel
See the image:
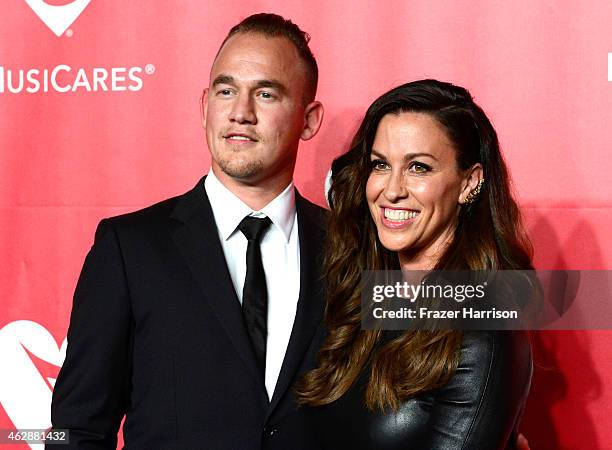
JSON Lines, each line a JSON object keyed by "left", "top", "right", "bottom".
{"left": 268, "top": 192, "right": 326, "bottom": 414}
{"left": 169, "top": 177, "right": 266, "bottom": 392}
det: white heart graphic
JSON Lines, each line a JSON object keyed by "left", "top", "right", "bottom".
{"left": 0, "top": 320, "right": 67, "bottom": 450}
{"left": 25, "top": 0, "right": 92, "bottom": 37}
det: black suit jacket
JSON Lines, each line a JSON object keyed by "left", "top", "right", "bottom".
{"left": 49, "top": 176, "right": 327, "bottom": 450}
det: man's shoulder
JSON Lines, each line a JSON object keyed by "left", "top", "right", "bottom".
{"left": 102, "top": 195, "right": 181, "bottom": 229}
{"left": 100, "top": 179, "right": 204, "bottom": 233}
{"left": 295, "top": 191, "right": 328, "bottom": 230}
{"left": 100, "top": 195, "right": 181, "bottom": 234}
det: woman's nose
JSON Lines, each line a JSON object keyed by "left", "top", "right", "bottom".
{"left": 383, "top": 171, "right": 408, "bottom": 202}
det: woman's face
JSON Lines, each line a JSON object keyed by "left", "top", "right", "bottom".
{"left": 365, "top": 112, "right": 478, "bottom": 269}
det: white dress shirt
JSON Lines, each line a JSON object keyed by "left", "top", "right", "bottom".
{"left": 204, "top": 170, "right": 301, "bottom": 399}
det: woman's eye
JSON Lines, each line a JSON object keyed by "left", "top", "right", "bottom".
{"left": 409, "top": 162, "right": 431, "bottom": 173}
{"left": 370, "top": 159, "right": 389, "bottom": 171}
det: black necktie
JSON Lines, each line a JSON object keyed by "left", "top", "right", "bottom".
{"left": 238, "top": 215, "right": 272, "bottom": 377}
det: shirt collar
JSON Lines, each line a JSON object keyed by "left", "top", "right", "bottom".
{"left": 204, "top": 170, "right": 296, "bottom": 243}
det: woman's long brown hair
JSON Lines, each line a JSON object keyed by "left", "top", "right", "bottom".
{"left": 296, "top": 80, "right": 534, "bottom": 411}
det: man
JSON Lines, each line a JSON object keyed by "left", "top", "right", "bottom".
{"left": 49, "top": 14, "right": 325, "bottom": 449}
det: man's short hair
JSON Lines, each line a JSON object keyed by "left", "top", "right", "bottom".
{"left": 220, "top": 13, "right": 318, "bottom": 103}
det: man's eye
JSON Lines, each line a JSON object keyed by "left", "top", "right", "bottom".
{"left": 370, "top": 159, "right": 389, "bottom": 171}
{"left": 409, "top": 162, "right": 431, "bottom": 173}
{"left": 258, "top": 91, "right": 274, "bottom": 99}
{"left": 217, "top": 89, "right": 232, "bottom": 96}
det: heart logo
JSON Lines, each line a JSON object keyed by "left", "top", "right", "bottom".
{"left": 25, "top": 0, "right": 92, "bottom": 37}
{"left": 0, "top": 320, "right": 66, "bottom": 449}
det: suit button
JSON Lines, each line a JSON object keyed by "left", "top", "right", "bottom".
{"left": 264, "top": 426, "right": 278, "bottom": 437}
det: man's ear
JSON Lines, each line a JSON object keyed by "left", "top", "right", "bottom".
{"left": 200, "top": 88, "right": 209, "bottom": 129}
{"left": 459, "top": 163, "right": 484, "bottom": 204}
{"left": 300, "top": 101, "right": 324, "bottom": 141}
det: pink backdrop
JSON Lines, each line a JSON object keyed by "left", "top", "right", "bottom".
{"left": 1, "top": 1, "right": 611, "bottom": 448}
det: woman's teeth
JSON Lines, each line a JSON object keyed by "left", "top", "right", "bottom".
{"left": 384, "top": 208, "right": 419, "bottom": 221}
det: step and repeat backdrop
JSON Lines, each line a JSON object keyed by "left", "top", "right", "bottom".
{"left": 1, "top": 1, "right": 611, "bottom": 448}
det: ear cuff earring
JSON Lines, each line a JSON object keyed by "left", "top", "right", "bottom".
{"left": 464, "top": 179, "right": 484, "bottom": 204}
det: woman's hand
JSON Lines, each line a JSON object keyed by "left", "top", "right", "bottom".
{"left": 517, "top": 433, "right": 530, "bottom": 450}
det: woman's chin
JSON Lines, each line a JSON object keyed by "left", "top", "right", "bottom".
{"left": 378, "top": 235, "right": 415, "bottom": 254}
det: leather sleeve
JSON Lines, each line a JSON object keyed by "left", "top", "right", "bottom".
{"left": 421, "top": 331, "right": 532, "bottom": 450}
{"left": 47, "top": 219, "right": 133, "bottom": 449}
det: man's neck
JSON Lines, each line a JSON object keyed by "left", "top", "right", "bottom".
{"left": 210, "top": 166, "right": 293, "bottom": 211}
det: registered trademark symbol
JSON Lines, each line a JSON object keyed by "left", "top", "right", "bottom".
{"left": 65, "top": 29, "right": 74, "bottom": 38}
{"left": 145, "top": 64, "right": 156, "bottom": 75}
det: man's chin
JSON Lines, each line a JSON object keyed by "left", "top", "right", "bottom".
{"left": 218, "top": 161, "right": 265, "bottom": 181}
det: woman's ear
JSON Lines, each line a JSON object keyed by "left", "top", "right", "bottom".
{"left": 459, "top": 164, "right": 484, "bottom": 204}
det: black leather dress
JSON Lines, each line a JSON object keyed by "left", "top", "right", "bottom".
{"left": 306, "top": 331, "right": 532, "bottom": 450}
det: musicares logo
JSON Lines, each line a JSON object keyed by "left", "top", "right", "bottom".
{"left": 25, "top": 0, "right": 92, "bottom": 37}
{"left": 1, "top": 1, "right": 156, "bottom": 95}
{"left": 0, "top": 321, "right": 66, "bottom": 437}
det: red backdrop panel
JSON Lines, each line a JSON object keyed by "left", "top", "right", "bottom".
{"left": 1, "top": 1, "right": 611, "bottom": 449}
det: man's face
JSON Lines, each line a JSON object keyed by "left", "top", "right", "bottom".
{"left": 202, "top": 32, "right": 318, "bottom": 188}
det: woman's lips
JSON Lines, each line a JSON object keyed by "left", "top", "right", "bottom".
{"left": 380, "top": 207, "right": 420, "bottom": 229}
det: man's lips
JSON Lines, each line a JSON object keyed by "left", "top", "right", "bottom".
{"left": 223, "top": 132, "right": 258, "bottom": 142}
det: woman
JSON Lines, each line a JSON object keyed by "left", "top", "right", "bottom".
{"left": 297, "top": 80, "right": 533, "bottom": 449}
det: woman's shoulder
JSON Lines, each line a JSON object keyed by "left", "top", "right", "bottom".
{"left": 456, "top": 331, "right": 532, "bottom": 383}
{"left": 426, "top": 331, "right": 532, "bottom": 448}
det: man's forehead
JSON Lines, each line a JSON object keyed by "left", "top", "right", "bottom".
{"left": 209, "top": 32, "right": 307, "bottom": 93}
{"left": 212, "top": 32, "right": 300, "bottom": 70}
